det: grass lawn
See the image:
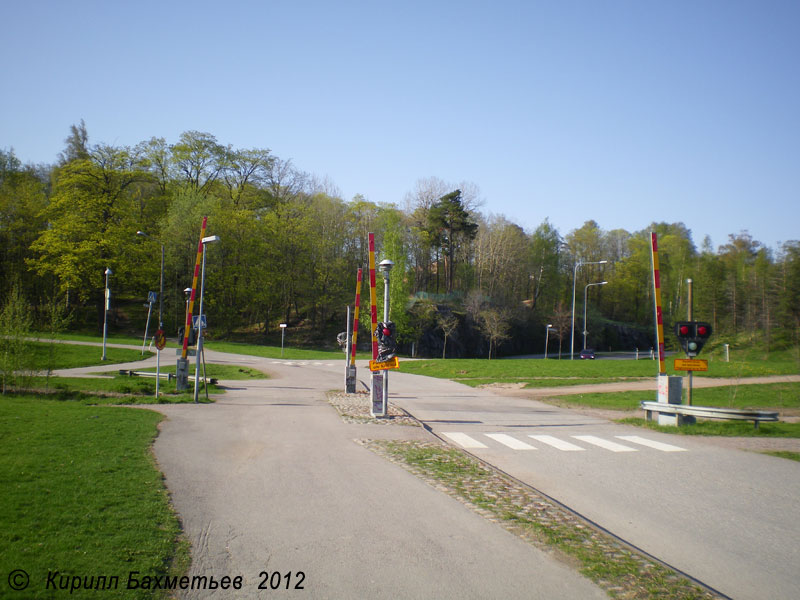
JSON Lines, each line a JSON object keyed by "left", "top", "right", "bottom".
{"left": 204, "top": 339, "right": 363, "bottom": 361}
{"left": 549, "top": 382, "right": 800, "bottom": 412}
{"left": 30, "top": 341, "right": 153, "bottom": 370}
{"left": 616, "top": 417, "right": 800, "bottom": 437}
{"left": 399, "top": 355, "right": 799, "bottom": 387}
{"left": 0, "top": 396, "right": 188, "bottom": 598}
{"left": 763, "top": 451, "right": 800, "bottom": 462}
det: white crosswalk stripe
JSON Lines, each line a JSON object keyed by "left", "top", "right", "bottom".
{"left": 572, "top": 435, "right": 637, "bottom": 452}
{"left": 615, "top": 435, "right": 687, "bottom": 452}
{"left": 441, "top": 432, "right": 688, "bottom": 454}
{"left": 485, "top": 433, "right": 537, "bottom": 450}
{"left": 528, "top": 434, "right": 585, "bottom": 451}
{"left": 442, "top": 432, "right": 488, "bottom": 448}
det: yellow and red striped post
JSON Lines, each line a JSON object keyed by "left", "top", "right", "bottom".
{"left": 650, "top": 232, "right": 667, "bottom": 375}
{"left": 181, "top": 216, "right": 208, "bottom": 360}
{"left": 350, "top": 268, "right": 362, "bottom": 367}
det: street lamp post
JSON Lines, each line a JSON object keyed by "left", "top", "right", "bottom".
{"left": 137, "top": 231, "right": 165, "bottom": 397}
{"left": 583, "top": 281, "right": 608, "bottom": 350}
{"left": 571, "top": 260, "right": 607, "bottom": 359}
{"left": 377, "top": 258, "right": 394, "bottom": 416}
{"left": 102, "top": 267, "right": 112, "bottom": 360}
{"left": 545, "top": 324, "right": 553, "bottom": 359}
{"left": 194, "top": 235, "right": 219, "bottom": 403}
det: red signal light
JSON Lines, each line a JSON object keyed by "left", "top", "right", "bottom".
{"left": 697, "top": 326, "right": 707, "bottom": 336}
{"left": 383, "top": 327, "right": 391, "bottom": 336}
{"left": 679, "top": 325, "right": 690, "bottom": 336}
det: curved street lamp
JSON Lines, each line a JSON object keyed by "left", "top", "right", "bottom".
{"left": 583, "top": 281, "right": 608, "bottom": 351}
{"left": 194, "top": 235, "right": 220, "bottom": 403}
{"left": 571, "top": 260, "right": 607, "bottom": 359}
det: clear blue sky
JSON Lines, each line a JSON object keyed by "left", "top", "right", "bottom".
{"left": 2, "top": 0, "right": 798, "bottom": 252}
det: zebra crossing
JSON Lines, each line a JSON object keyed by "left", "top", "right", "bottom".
{"left": 270, "top": 361, "right": 338, "bottom": 367}
{"left": 442, "top": 431, "right": 687, "bottom": 453}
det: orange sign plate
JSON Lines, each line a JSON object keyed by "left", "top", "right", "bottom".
{"left": 674, "top": 358, "right": 708, "bottom": 371}
{"left": 369, "top": 356, "right": 400, "bottom": 372}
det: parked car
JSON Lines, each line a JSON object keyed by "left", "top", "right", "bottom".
{"left": 579, "top": 348, "right": 596, "bottom": 359}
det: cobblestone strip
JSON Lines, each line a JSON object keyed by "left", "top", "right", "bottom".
{"left": 360, "top": 438, "right": 723, "bottom": 600}
{"left": 326, "top": 391, "right": 420, "bottom": 426}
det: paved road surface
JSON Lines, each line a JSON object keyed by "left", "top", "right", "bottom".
{"left": 387, "top": 370, "right": 800, "bottom": 600}
{"left": 55, "top": 347, "right": 799, "bottom": 599}
{"left": 143, "top": 351, "right": 605, "bottom": 599}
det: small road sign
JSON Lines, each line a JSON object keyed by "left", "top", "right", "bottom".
{"left": 192, "top": 315, "right": 207, "bottom": 329}
{"left": 154, "top": 329, "right": 166, "bottom": 351}
{"left": 148, "top": 291, "right": 158, "bottom": 304}
{"left": 674, "top": 358, "right": 708, "bottom": 371}
{"left": 369, "top": 356, "right": 400, "bottom": 372}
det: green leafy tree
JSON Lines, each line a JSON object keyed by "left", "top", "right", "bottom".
{"left": 0, "top": 285, "right": 35, "bottom": 393}
{"left": 28, "top": 144, "right": 146, "bottom": 326}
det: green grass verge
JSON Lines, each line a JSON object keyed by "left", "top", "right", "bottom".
{"left": 546, "top": 382, "right": 800, "bottom": 412}
{"left": 30, "top": 341, "right": 153, "bottom": 370}
{"left": 370, "top": 440, "right": 714, "bottom": 600}
{"left": 22, "top": 378, "right": 218, "bottom": 403}
{"left": 398, "top": 355, "right": 800, "bottom": 387}
{"left": 616, "top": 417, "right": 800, "bottom": 437}
{"left": 204, "top": 340, "right": 363, "bottom": 360}
{"left": 0, "top": 396, "right": 189, "bottom": 598}
{"left": 130, "top": 363, "right": 267, "bottom": 380}
{"left": 762, "top": 451, "right": 800, "bottom": 462}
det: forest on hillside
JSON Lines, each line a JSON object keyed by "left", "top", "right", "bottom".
{"left": 2, "top": 122, "right": 799, "bottom": 358}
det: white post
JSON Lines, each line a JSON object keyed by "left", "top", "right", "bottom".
{"left": 142, "top": 301, "right": 153, "bottom": 355}
{"left": 194, "top": 245, "right": 207, "bottom": 403}
{"left": 102, "top": 267, "right": 112, "bottom": 360}
{"left": 194, "top": 235, "right": 219, "bottom": 403}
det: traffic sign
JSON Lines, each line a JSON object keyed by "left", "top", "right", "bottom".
{"left": 369, "top": 356, "right": 400, "bottom": 372}
{"left": 192, "top": 315, "right": 207, "bottom": 329}
{"left": 154, "top": 329, "right": 166, "bottom": 351}
{"left": 148, "top": 291, "right": 158, "bottom": 304}
{"left": 674, "top": 358, "right": 708, "bottom": 372}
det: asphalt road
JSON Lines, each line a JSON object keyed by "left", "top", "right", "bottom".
{"left": 55, "top": 347, "right": 799, "bottom": 599}
{"left": 387, "top": 370, "right": 800, "bottom": 600}
{"left": 147, "top": 351, "right": 606, "bottom": 600}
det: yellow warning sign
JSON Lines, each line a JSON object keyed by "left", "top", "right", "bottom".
{"left": 674, "top": 358, "right": 708, "bottom": 372}
{"left": 369, "top": 356, "right": 400, "bottom": 372}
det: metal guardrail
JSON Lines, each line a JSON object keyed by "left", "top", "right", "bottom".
{"left": 641, "top": 401, "right": 779, "bottom": 429}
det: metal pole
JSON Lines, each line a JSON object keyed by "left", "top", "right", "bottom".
{"left": 583, "top": 283, "right": 589, "bottom": 351}
{"left": 583, "top": 281, "right": 608, "bottom": 351}
{"left": 687, "top": 278, "right": 693, "bottom": 406}
{"left": 382, "top": 271, "right": 390, "bottom": 407}
{"left": 142, "top": 301, "right": 153, "bottom": 354}
{"left": 545, "top": 324, "right": 552, "bottom": 359}
{"left": 570, "top": 262, "right": 579, "bottom": 360}
{"left": 156, "top": 244, "right": 164, "bottom": 399}
{"left": 194, "top": 245, "right": 207, "bottom": 404}
{"left": 102, "top": 267, "right": 111, "bottom": 360}
{"left": 571, "top": 260, "right": 607, "bottom": 359}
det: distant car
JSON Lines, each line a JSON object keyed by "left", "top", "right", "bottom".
{"left": 579, "top": 348, "right": 596, "bottom": 359}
